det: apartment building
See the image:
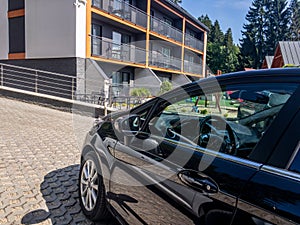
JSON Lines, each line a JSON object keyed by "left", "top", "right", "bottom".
{"left": 0, "top": 0, "right": 208, "bottom": 98}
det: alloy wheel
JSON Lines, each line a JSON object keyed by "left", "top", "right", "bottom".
{"left": 80, "top": 159, "right": 99, "bottom": 211}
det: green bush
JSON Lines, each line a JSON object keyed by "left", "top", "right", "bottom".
{"left": 130, "top": 88, "right": 151, "bottom": 97}
{"left": 200, "top": 109, "right": 208, "bottom": 115}
{"left": 158, "top": 81, "right": 173, "bottom": 95}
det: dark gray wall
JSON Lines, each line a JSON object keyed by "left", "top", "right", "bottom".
{"left": 92, "top": 19, "right": 138, "bottom": 42}
{"left": 0, "top": 58, "right": 85, "bottom": 99}
{"left": 0, "top": 58, "right": 78, "bottom": 75}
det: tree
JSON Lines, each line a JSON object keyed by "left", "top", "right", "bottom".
{"left": 239, "top": 0, "right": 291, "bottom": 69}
{"left": 264, "top": 0, "right": 290, "bottom": 55}
{"left": 239, "top": 0, "right": 266, "bottom": 69}
{"left": 222, "top": 29, "right": 240, "bottom": 73}
{"left": 290, "top": 0, "right": 300, "bottom": 40}
{"left": 211, "top": 20, "right": 224, "bottom": 44}
{"left": 198, "top": 15, "right": 213, "bottom": 41}
{"left": 198, "top": 16, "right": 240, "bottom": 73}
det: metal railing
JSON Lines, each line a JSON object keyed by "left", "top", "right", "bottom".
{"left": 0, "top": 63, "right": 161, "bottom": 109}
{"left": 92, "top": 0, "right": 147, "bottom": 28}
{"left": 91, "top": 36, "right": 147, "bottom": 64}
{"left": 184, "top": 60, "right": 203, "bottom": 75}
{"left": 150, "top": 16, "right": 183, "bottom": 43}
{"left": 0, "top": 63, "right": 78, "bottom": 100}
{"left": 149, "top": 51, "right": 182, "bottom": 71}
{"left": 185, "top": 34, "right": 204, "bottom": 52}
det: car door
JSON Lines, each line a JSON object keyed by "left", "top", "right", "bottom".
{"left": 109, "top": 79, "right": 299, "bottom": 225}
{"left": 109, "top": 101, "right": 202, "bottom": 225}
{"left": 234, "top": 107, "right": 300, "bottom": 225}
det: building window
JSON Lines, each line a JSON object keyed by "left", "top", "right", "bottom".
{"left": 112, "top": 31, "right": 131, "bottom": 60}
{"left": 92, "top": 24, "right": 102, "bottom": 56}
{"left": 161, "top": 47, "right": 171, "bottom": 68}
{"left": 162, "top": 47, "right": 171, "bottom": 58}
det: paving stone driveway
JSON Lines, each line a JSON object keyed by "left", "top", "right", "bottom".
{"left": 0, "top": 97, "right": 118, "bottom": 225}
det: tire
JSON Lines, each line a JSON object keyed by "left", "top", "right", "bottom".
{"left": 78, "top": 151, "right": 110, "bottom": 221}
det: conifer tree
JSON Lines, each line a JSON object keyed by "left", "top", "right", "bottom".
{"left": 264, "top": 0, "right": 290, "bottom": 55}
{"left": 290, "top": 0, "right": 300, "bottom": 40}
{"left": 240, "top": 0, "right": 266, "bottom": 68}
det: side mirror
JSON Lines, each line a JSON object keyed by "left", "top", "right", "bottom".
{"left": 114, "top": 114, "right": 141, "bottom": 135}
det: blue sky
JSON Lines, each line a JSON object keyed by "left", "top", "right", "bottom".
{"left": 181, "top": 0, "right": 252, "bottom": 44}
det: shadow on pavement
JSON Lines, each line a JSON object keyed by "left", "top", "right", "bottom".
{"left": 21, "top": 165, "right": 118, "bottom": 225}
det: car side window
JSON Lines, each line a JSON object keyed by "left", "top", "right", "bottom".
{"left": 148, "top": 83, "right": 298, "bottom": 160}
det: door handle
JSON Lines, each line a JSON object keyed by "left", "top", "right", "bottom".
{"left": 178, "top": 170, "right": 219, "bottom": 194}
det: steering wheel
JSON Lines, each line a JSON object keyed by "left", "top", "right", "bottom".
{"left": 195, "top": 115, "right": 237, "bottom": 155}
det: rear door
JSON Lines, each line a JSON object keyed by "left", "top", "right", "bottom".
{"left": 235, "top": 108, "right": 300, "bottom": 225}
{"left": 234, "top": 85, "right": 300, "bottom": 225}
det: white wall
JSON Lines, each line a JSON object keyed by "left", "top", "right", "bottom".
{"left": 75, "top": 0, "right": 86, "bottom": 58}
{"left": 25, "top": 0, "right": 86, "bottom": 59}
{"left": 0, "top": 0, "right": 9, "bottom": 59}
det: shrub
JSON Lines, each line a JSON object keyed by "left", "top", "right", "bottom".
{"left": 130, "top": 88, "right": 151, "bottom": 97}
{"left": 200, "top": 109, "right": 208, "bottom": 115}
{"left": 158, "top": 81, "right": 173, "bottom": 95}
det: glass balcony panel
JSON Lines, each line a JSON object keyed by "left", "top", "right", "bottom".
{"left": 149, "top": 51, "right": 182, "bottom": 71}
{"left": 150, "top": 16, "right": 183, "bottom": 43}
{"left": 92, "top": 0, "right": 147, "bottom": 28}
{"left": 185, "top": 34, "right": 204, "bottom": 52}
{"left": 91, "top": 36, "right": 146, "bottom": 64}
{"left": 184, "top": 60, "right": 203, "bottom": 75}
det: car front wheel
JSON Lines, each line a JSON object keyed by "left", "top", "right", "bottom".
{"left": 79, "top": 151, "right": 109, "bottom": 221}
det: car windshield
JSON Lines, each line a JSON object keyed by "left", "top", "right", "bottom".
{"left": 229, "top": 90, "right": 292, "bottom": 119}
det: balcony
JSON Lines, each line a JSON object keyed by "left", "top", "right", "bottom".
{"left": 92, "top": 0, "right": 147, "bottom": 28}
{"left": 150, "top": 16, "right": 183, "bottom": 43}
{"left": 184, "top": 60, "right": 202, "bottom": 75}
{"left": 185, "top": 34, "right": 204, "bottom": 52}
{"left": 91, "top": 35, "right": 146, "bottom": 64}
{"left": 149, "top": 51, "right": 182, "bottom": 71}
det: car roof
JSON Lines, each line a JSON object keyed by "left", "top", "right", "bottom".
{"left": 213, "top": 68, "right": 300, "bottom": 83}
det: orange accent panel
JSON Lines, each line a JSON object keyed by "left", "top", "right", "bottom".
{"left": 86, "top": 0, "right": 92, "bottom": 58}
{"left": 154, "top": 0, "right": 183, "bottom": 18}
{"left": 184, "top": 72, "right": 203, "bottom": 78}
{"left": 181, "top": 18, "right": 186, "bottom": 72}
{"left": 186, "top": 19, "right": 206, "bottom": 33}
{"left": 150, "top": 66, "right": 203, "bottom": 77}
{"left": 7, "top": 9, "right": 25, "bottom": 18}
{"left": 184, "top": 45, "right": 204, "bottom": 55}
{"left": 149, "top": 66, "right": 183, "bottom": 74}
{"left": 91, "top": 7, "right": 147, "bottom": 33}
{"left": 89, "top": 56, "right": 147, "bottom": 68}
{"left": 146, "top": 0, "right": 151, "bottom": 67}
{"left": 150, "top": 31, "right": 182, "bottom": 47}
{"left": 8, "top": 53, "right": 25, "bottom": 59}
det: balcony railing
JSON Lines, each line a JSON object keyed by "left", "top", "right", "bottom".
{"left": 185, "top": 34, "right": 204, "bottom": 52}
{"left": 150, "top": 16, "right": 183, "bottom": 43}
{"left": 184, "top": 60, "right": 202, "bottom": 75}
{"left": 92, "top": 0, "right": 147, "bottom": 28}
{"left": 91, "top": 35, "right": 147, "bottom": 64}
{"left": 149, "top": 51, "right": 182, "bottom": 71}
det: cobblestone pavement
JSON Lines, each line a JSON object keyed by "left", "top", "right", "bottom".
{"left": 0, "top": 97, "right": 118, "bottom": 225}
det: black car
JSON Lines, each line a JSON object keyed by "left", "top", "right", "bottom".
{"left": 78, "top": 69, "right": 300, "bottom": 225}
